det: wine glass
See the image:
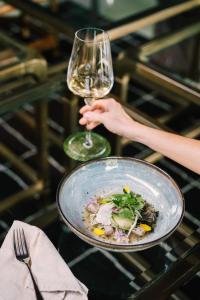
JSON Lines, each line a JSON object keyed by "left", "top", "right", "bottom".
{"left": 64, "top": 27, "right": 114, "bottom": 161}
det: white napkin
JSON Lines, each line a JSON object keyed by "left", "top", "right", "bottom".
{"left": 0, "top": 220, "right": 88, "bottom": 300}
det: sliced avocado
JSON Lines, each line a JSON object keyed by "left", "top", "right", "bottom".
{"left": 112, "top": 214, "right": 132, "bottom": 230}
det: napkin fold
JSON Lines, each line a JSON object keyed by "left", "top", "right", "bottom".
{"left": 0, "top": 221, "right": 88, "bottom": 300}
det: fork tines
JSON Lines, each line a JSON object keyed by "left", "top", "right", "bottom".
{"left": 13, "top": 228, "right": 29, "bottom": 258}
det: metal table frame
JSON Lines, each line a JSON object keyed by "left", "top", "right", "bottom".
{"left": 0, "top": 71, "right": 64, "bottom": 214}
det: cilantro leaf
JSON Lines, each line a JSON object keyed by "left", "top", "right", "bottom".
{"left": 111, "top": 189, "right": 145, "bottom": 216}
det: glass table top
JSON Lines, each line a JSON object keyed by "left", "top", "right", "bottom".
{"left": 138, "top": 21, "right": 200, "bottom": 92}
{"left": 0, "top": 75, "right": 199, "bottom": 299}
{"left": 3, "top": 0, "right": 199, "bottom": 96}
{"left": 0, "top": 31, "right": 47, "bottom": 84}
{"left": 56, "top": 221, "right": 200, "bottom": 299}
{"left": 56, "top": 0, "right": 158, "bottom": 27}
{"left": 0, "top": 1, "right": 200, "bottom": 298}
{"left": 4, "top": 0, "right": 199, "bottom": 38}
{"left": 0, "top": 32, "right": 30, "bottom": 70}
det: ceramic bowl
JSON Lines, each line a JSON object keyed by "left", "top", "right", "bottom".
{"left": 57, "top": 157, "right": 184, "bottom": 252}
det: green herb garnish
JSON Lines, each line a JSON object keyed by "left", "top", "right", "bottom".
{"left": 111, "top": 191, "right": 145, "bottom": 215}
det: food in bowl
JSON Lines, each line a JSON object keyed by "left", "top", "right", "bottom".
{"left": 83, "top": 186, "right": 159, "bottom": 244}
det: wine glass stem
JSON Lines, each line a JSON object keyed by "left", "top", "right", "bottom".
{"left": 83, "top": 98, "right": 94, "bottom": 149}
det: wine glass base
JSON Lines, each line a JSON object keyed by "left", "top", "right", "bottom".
{"left": 63, "top": 132, "right": 111, "bottom": 161}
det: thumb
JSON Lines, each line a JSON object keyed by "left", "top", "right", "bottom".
{"left": 84, "top": 111, "right": 105, "bottom": 124}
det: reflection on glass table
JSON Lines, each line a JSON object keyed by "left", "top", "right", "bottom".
{"left": 7, "top": 0, "right": 199, "bottom": 43}
{"left": 0, "top": 31, "right": 47, "bottom": 82}
{"left": 27, "top": 0, "right": 159, "bottom": 29}
{"left": 0, "top": 72, "right": 199, "bottom": 299}
{"left": 138, "top": 19, "right": 200, "bottom": 92}
{"left": 0, "top": 32, "right": 26, "bottom": 70}
{"left": 57, "top": 220, "right": 200, "bottom": 300}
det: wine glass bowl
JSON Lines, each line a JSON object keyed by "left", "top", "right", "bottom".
{"left": 67, "top": 28, "right": 113, "bottom": 99}
{"left": 64, "top": 28, "right": 113, "bottom": 161}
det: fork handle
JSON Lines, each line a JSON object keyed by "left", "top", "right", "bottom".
{"left": 26, "top": 264, "right": 44, "bottom": 300}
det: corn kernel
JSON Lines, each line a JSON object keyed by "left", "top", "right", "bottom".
{"left": 93, "top": 228, "right": 105, "bottom": 236}
{"left": 140, "top": 224, "right": 151, "bottom": 232}
{"left": 124, "top": 185, "right": 130, "bottom": 193}
{"left": 99, "top": 199, "right": 108, "bottom": 204}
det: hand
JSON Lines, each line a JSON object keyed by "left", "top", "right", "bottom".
{"left": 79, "top": 98, "right": 137, "bottom": 139}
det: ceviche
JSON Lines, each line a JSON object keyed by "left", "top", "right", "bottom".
{"left": 83, "top": 186, "right": 159, "bottom": 244}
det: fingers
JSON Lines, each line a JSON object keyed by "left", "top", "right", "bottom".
{"left": 79, "top": 109, "right": 103, "bottom": 130}
{"left": 79, "top": 105, "right": 91, "bottom": 115}
{"left": 79, "top": 108, "right": 102, "bottom": 124}
{"left": 79, "top": 116, "right": 100, "bottom": 129}
{"left": 90, "top": 98, "right": 116, "bottom": 111}
{"left": 79, "top": 110, "right": 104, "bottom": 128}
{"left": 79, "top": 116, "right": 87, "bottom": 126}
{"left": 84, "top": 111, "right": 104, "bottom": 123}
{"left": 79, "top": 98, "right": 117, "bottom": 131}
{"left": 79, "top": 98, "right": 116, "bottom": 115}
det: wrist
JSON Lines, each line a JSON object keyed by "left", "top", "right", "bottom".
{"left": 123, "top": 119, "right": 149, "bottom": 143}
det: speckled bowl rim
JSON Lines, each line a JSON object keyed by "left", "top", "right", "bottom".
{"left": 56, "top": 157, "right": 185, "bottom": 252}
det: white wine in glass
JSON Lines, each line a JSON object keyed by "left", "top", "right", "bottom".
{"left": 64, "top": 27, "right": 114, "bottom": 161}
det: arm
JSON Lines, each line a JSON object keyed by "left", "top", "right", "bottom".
{"left": 132, "top": 125, "right": 200, "bottom": 174}
{"left": 79, "top": 98, "right": 200, "bottom": 174}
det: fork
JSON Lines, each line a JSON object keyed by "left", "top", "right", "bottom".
{"left": 13, "top": 228, "right": 44, "bottom": 300}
